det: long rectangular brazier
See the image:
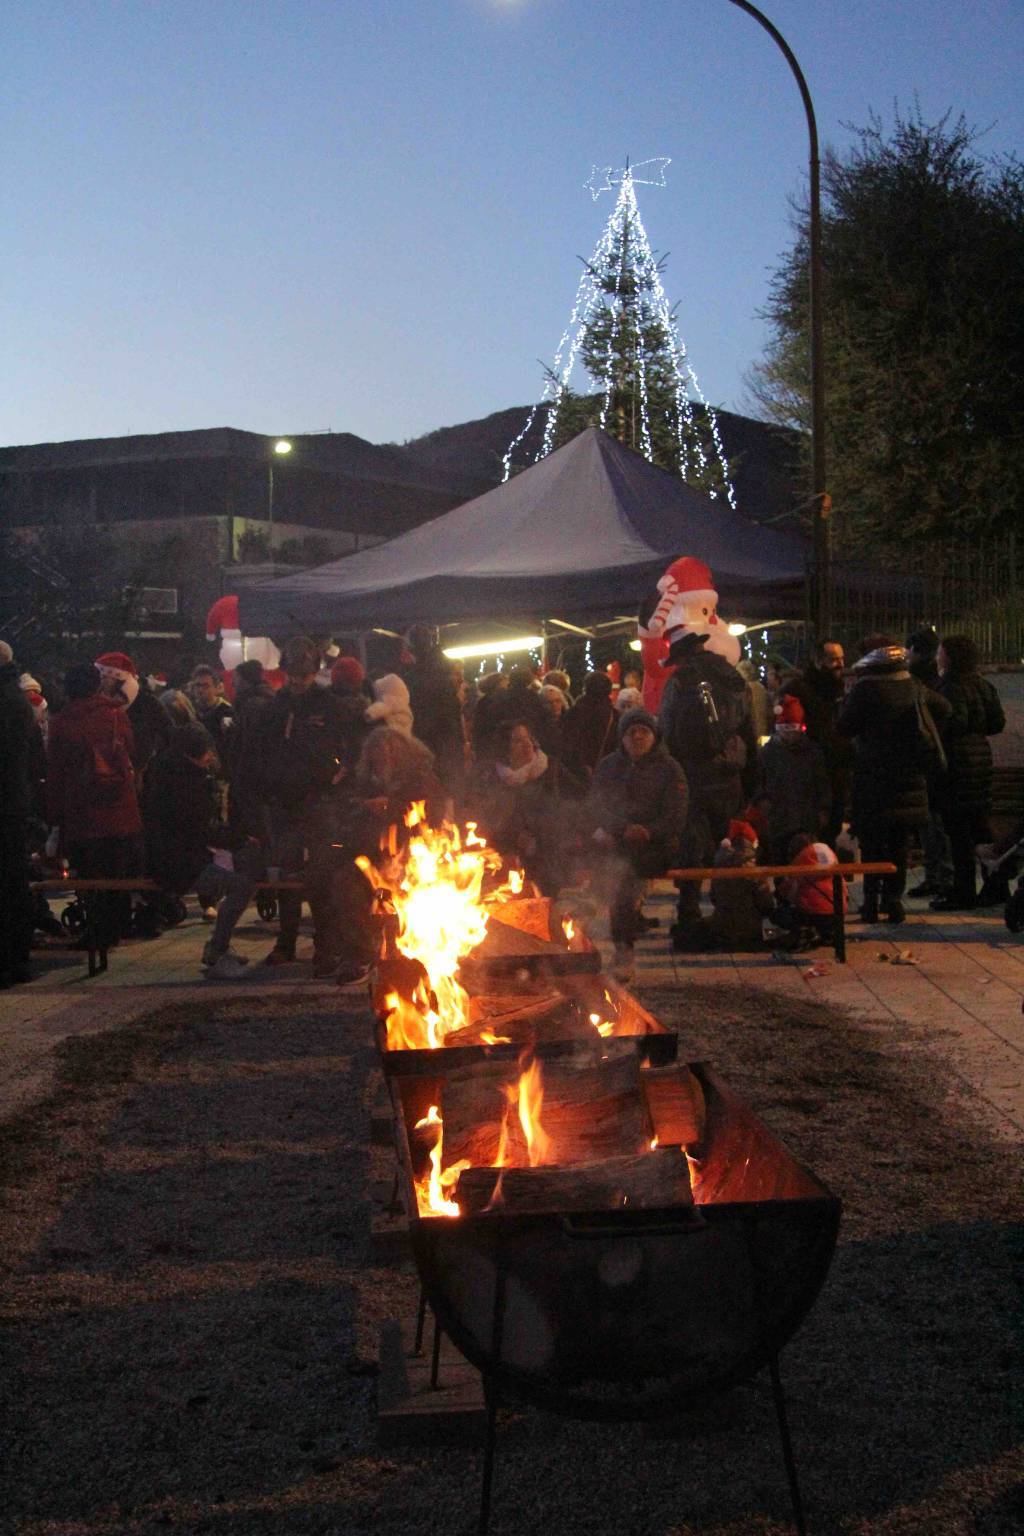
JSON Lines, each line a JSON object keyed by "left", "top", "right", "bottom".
{"left": 393, "top": 1063, "right": 840, "bottom": 1421}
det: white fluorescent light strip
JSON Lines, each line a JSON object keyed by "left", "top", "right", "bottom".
{"left": 442, "top": 635, "right": 544, "bottom": 661}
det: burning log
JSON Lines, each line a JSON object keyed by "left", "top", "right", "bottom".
{"left": 454, "top": 1147, "right": 693, "bottom": 1215}
{"left": 458, "top": 914, "right": 600, "bottom": 984}
{"left": 439, "top": 1046, "right": 648, "bottom": 1170}
{"left": 641, "top": 1064, "right": 706, "bottom": 1149}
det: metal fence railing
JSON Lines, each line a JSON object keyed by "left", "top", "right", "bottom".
{"left": 830, "top": 530, "right": 1023, "bottom": 662}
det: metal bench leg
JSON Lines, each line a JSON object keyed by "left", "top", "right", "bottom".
{"left": 831, "top": 874, "right": 846, "bottom": 963}
{"left": 478, "top": 1261, "right": 506, "bottom": 1536}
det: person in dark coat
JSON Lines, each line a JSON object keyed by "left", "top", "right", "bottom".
{"left": 756, "top": 694, "right": 831, "bottom": 862}
{"left": 0, "top": 641, "right": 39, "bottom": 985}
{"left": 658, "top": 631, "right": 757, "bottom": 944}
{"left": 96, "top": 650, "right": 172, "bottom": 783}
{"left": 780, "top": 638, "right": 852, "bottom": 844}
{"left": 930, "top": 634, "right": 1006, "bottom": 910}
{"left": 469, "top": 718, "right": 581, "bottom": 894}
{"left": 587, "top": 708, "right": 688, "bottom": 980}
{"left": 250, "top": 637, "right": 355, "bottom": 970}
{"left": 904, "top": 626, "right": 952, "bottom": 897}
{"left": 560, "top": 671, "right": 617, "bottom": 783}
{"left": 469, "top": 670, "right": 509, "bottom": 760}
{"left": 48, "top": 662, "right": 143, "bottom": 948}
{"left": 402, "top": 625, "right": 466, "bottom": 799}
{"left": 837, "top": 642, "right": 951, "bottom": 923}
{"left": 143, "top": 723, "right": 222, "bottom": 896}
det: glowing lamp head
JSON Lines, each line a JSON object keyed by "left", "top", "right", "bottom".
{"left": 274, "top": 439, "right": 292, "bottom": 455}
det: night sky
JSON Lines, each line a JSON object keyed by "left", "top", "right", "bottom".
{"left": 4, "top": 0, "right": 1022, "bottom": 447}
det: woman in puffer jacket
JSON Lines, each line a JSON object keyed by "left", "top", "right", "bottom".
{"left": 932, "top": 634, "right": 1005, "bottom": 910}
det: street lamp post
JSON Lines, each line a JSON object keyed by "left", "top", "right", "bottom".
{"left": 267, "top": 438, "right": 292, "bottom": 537}
{"left": 722, "top": 1, "right": 830, "bottom": 635}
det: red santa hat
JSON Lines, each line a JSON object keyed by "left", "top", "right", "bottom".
{"left": 331, "top": 656, "right": 366, "bottom": 690}
{"left": 728, "top": 819, "right": 759, "bottom": 848}
{"left": 95, "top": 651, "right": 138, "bottom": 681}
{"left": 774, "top": 695, "right": 806, "bottom": 728}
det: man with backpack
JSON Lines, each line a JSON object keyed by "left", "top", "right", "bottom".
{"left": 658, "top": 629, "right": 757, "bottom": 947}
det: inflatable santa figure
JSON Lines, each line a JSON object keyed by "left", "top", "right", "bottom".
{"left": 205, "top": 595, "right": 281, "bottom": 680}
{"left": 638, "top": 556, "right": 742, "bottom": 713}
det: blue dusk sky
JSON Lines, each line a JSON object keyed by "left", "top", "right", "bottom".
{"left": 3, "top": 0, "right": 1022, "bottom": 448}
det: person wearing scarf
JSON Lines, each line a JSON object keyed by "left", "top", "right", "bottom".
{"left": 470, "top": 718, "right": 582, "bottom": 894}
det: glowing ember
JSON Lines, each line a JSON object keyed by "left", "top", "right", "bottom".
{"left": 508, "top": 869, "right": 524, "bottom": 894}
{"left": 480, "top": 1030, "right": 512, "bottom": 1045}
{"left": 589, "top": 1011, "right": 615, "bottom": 1038}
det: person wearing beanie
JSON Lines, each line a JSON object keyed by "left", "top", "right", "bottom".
{"left": 755, "top": 693, "right": 831, "bottom": 864}
{"left": 587, "top": 708, "right": 688, "bottom": 981}
{"left": 775, "top": 831, "right": 847, "bottom": 950}
{"left": 613, "top": 685, "right": 644, "bottom": 715}
{"left": 838, "top": 638, "right": 951, "bottom": 923}
{"left": 682, "top": 817, "right": 773, "bottom": 952}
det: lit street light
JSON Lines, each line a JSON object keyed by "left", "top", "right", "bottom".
{"left": 267, "top": 438, "right": 292, "bottom": 535}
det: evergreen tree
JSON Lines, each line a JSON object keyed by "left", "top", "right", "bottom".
{"left": 505, "top": 164, "right": 736, "bottom": 505}
{"left": 746, "top": 109, "right": 1024, "bottom": 548}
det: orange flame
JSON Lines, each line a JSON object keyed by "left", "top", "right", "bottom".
{"left": 562, "top": 917, "right": 575, "bottom": 943}
{"left": 368, "top": 818, "right": 493, "bottom": 1049}
{"left": 589, "top": 1011, "right": 615, "bottom": 1038}
{"left": 413, "top": 1105, "right": 467, "bottom": 1218}
{"left": 480, "top": 1030, "right": 512, "bottom": 1045}
{"left": 508, "top": 869, "right": 524, "bottom": 894}
{"left": 516, "top": 1057, "right": 551, "bottom": 1167}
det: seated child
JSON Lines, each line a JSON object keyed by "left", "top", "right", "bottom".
{"left": 689, "top": 819, "right": 773, "bottom": 951}
{"left": 776, "top": 832, "right": 846, "bottom": 949}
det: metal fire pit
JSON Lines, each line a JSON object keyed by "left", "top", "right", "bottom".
{"left": 391, "top": 1063, "right": 839, "bottom": 1533}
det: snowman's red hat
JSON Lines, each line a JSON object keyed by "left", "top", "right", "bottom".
{"left": 658, "top": 556, "right": 716, "bottom": 599}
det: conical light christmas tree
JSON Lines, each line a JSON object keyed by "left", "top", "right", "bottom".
{"left": 504, "top": 160, "right": 736, "bottom": 507}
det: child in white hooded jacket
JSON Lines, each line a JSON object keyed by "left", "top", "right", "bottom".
{"left": 365, "top": 673, "right": 413, "bottom": 736}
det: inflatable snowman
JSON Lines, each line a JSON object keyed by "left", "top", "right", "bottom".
{"left": 638, "top": 556, "right": 742, "bottom": 713}
{"left": 205, "top": 595, "right": 281, "bottom": 682}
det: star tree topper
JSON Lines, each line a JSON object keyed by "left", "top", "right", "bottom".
{"left": 585, "top": 157, "right": 672, "bottom": 199}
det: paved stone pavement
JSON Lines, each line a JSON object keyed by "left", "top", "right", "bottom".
{"left": 2, "top": 887, "right": 1022, "bottom": 1144}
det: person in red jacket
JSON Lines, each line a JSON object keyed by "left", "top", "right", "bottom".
{"left": 47, "top": 662, "right": 142, "bottom": 947}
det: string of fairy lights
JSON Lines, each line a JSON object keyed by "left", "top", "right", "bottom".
{"left": 503, "top": 159, "right": 737, "bottom": 510}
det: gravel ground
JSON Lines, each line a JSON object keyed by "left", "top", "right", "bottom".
{"left": 1, "top": 978, "right": 1021, "bottom": 1536}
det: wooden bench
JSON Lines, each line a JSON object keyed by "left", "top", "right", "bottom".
{"left": 30, "top": 877, "right": 305, "bottom": 978}
{"left": 662, "top": 861, "right": 899, "bottom": 963}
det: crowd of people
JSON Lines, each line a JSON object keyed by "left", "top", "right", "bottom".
{"left": 0, "top": 620, "right": 1008, "bottom": 990}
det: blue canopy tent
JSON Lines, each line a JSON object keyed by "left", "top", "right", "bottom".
{"left": 238, "top": 428, "right": 808, "bottom": 637}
